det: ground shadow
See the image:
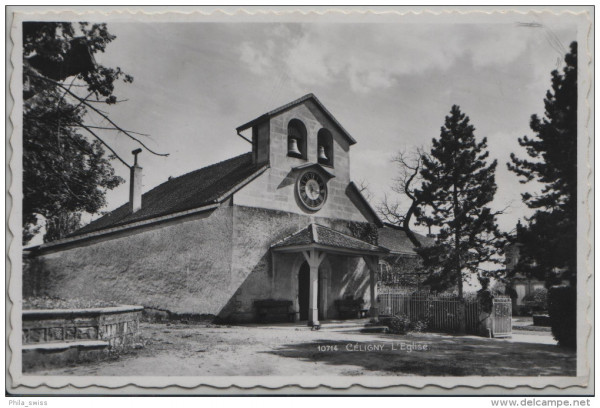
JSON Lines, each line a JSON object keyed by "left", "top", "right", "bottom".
{"left": 260, "top": 333, "right": 577, "bottom": 376}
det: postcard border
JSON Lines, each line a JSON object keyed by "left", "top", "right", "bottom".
{"left": 6, "top": 6, "right": 594, "bottom": 395}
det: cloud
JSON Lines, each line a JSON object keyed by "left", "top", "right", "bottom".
{"left": 284, "top": 33, "right": 334, "bottom": 85}
{"left": 239, "top": 41, "right": 273, "bottom": 75}
{"left": 236, "top": 23, "right": 546, "bottom": 94}
{"left": 468, "top": 25, "right": 533, "bottom": 69}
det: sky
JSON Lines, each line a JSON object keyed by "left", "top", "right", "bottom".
{"left": 41, "top": 20, "right": 577, "bottom": 245}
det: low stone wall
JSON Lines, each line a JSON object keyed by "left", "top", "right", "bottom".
{"left": 23, "top": 305, "right": 143, "bottom": 350}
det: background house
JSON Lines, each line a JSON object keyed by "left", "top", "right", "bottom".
{"left": 504, "top": 241, "right": 546, "bottom": 314}
{"left": 377, "top": 223, "right": 434, "bottom": 292}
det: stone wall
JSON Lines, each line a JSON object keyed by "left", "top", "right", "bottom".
{"left": 26, "top": 204, "right": 375, "bottom": 322}
{"left": 23, "top": 306, "right": 143, "bottom": 349}
{"left": 25, "top": 205, "right": 235, "bottom": 316}
{"left": 22, "top": 306, "right": 142, "bottom": 371}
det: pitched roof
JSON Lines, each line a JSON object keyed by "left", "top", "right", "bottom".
{"left": 72, "top": 152, "right": 266, "bottom": 237}
{"left": 271, "top": 223, "right": 389, "bottom": 254}
{"left": 346, "top": 181, "right": 383, "bottom": 227}
{"left": 236, "top": 93, "right": 357, "bottom": 146}
{"left": 377, "top": 224, "right": 435, "bottom": 255}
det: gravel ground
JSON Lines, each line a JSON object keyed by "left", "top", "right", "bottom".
{"left": 32, "top": 322, "right": 576, "bottom": 377}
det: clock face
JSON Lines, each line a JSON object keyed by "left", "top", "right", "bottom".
{"left": 297, "top": 171, "right": 327, "bottom": 210}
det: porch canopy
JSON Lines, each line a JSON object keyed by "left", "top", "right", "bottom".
{"left": 271, "top": 223, "right": 389, "bottom": 326}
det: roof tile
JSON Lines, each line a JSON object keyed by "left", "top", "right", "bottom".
{"left": 72, "top": 152, "right": 263, "bottom": 236}
{"left": 272, "top": 223, "right": 387, "bottom": 253}
{"left": 377, "top": 224, "right": 434, "bottom": 255}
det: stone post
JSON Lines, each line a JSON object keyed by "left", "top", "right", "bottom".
{"left": 302, "top": 249, "right": 327, "bottom": 327}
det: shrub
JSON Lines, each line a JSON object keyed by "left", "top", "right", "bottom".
{"left": 532, "top": 314, "right": 551, "bottom": 327}
{"left": 382, "top": 314, "right": 428, "bottom": 334}
{"left": 532, "top": 288, "right": 548, "bottom": 303}
{"left": 385, "top": 314, "right": 412, "bottom": 334}
{"left": 523, "top": 288, "right": 548, "bottom": 311}
{"left": 410, "top": 319, "right": 428, "bottom": 333}
{"left": 547, "top": 286, "right": 576, "bottom": 349}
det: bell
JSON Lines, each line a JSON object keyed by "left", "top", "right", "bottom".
{"left": 288, "top": 138, "right": 301, "bottom": 156}
{"left": 318, "top": 145, "right": 328, "bottom": 161}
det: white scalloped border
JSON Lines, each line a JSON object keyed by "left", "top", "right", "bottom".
{"left": 6, "top": 6, "right": 594, "bottom": 395}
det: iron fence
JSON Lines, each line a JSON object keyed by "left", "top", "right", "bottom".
{"left": 378, "top": 292, "right": 511, "bottom": 336}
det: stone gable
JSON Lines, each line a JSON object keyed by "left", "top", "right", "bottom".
{"left": 234, "top": 99, "right": 376, "bottom": 224}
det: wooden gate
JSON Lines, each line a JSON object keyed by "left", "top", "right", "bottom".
{"left": 491, "top": 297, "right": 512, "bottom": 337}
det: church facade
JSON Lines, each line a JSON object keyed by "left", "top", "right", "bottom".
{"left": 24, "top": 94, "right": 422, "bottom": 325}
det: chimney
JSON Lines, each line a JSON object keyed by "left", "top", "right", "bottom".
{"left": 129, "top": 148, "right": 143, "bottom": 213}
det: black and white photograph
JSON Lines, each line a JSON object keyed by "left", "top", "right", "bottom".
{"left": 6, "top": 6, "right": 593, "bottom": 396}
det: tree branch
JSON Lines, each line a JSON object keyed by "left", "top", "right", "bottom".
{"left": 380, "top": 147, "right": 426, "bottom": 248}
{"left": 27, "top": 73, "right": 169, "bottom": 157}
{"left": 87, "top": 98, "right": 130, "bottom": 104}
{"left": 76, "top": 122, "right": 131, "bottom": 167}
{"left": 73, "top": 124, "right": 150, "bottom": 137}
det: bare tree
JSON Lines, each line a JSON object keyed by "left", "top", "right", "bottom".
{"left": 357, "top": 179, "right": 374, "bottom": 202}
{"left": 379, "top": 147, "right": 427, "bottom": 247}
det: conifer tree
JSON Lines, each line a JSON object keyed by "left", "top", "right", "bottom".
{"left": 416, "top": 106, "right": 504, "bottom": 298}
{"left": 508, "top": 41, "right": 577, "bottom": 286}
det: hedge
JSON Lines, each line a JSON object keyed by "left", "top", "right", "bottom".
{"left": 547, "top": 285, "right": 576, "bottom": 349}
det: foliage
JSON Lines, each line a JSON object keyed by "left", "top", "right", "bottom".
{"left": 507, "top": 42, "right": 577, "bottom": 286}
{"left": 385, "top": 314, "right": 412, "bottom": 334}
{"left": 410, "top": 319, "right": 428, "bottom": 333}
{"left": 22, "top": 22, "right": 147, "bottom": 244}
{"left": 382, "top": 312, "right": 429, "bottom": 334}
{"left": 43, "top": 212, "right": 82, "bottom": 243}
{"left": 522, "top": 288, "right": 548, "bottom": 306}
{"left": 415, "top": 105, "right": 506, "bottom": 297}
{"left": 520, "top": 288, "right": 548, "bottom": 315}
{"left": 347, "top": 221, "right": 378, "bottom": 245}
{"left": 24, "top": 22, "right": 133, "bottom": 101}
{"left": 547, "top": 286, "right": 576, "bottom": 349}
{"left": 23, "top": 115, "right": 124, "bottom": 242}
{"left": 379, "top": 256, "right": 427, "bottom": 289}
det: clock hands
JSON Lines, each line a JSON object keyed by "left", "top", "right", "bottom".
{"left": 298, "top": 171, "right": 327, "bottom": 209}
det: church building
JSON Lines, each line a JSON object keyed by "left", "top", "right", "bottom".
{"left": 24, "top": 94, "right": 423, "bottom": 325}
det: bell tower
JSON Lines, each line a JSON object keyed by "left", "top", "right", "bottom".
{"left": 236, "top": 94, "right": 356, "bottom": 172}
{"left": 233, "top": 94, "right": 380, "bottom": 221}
